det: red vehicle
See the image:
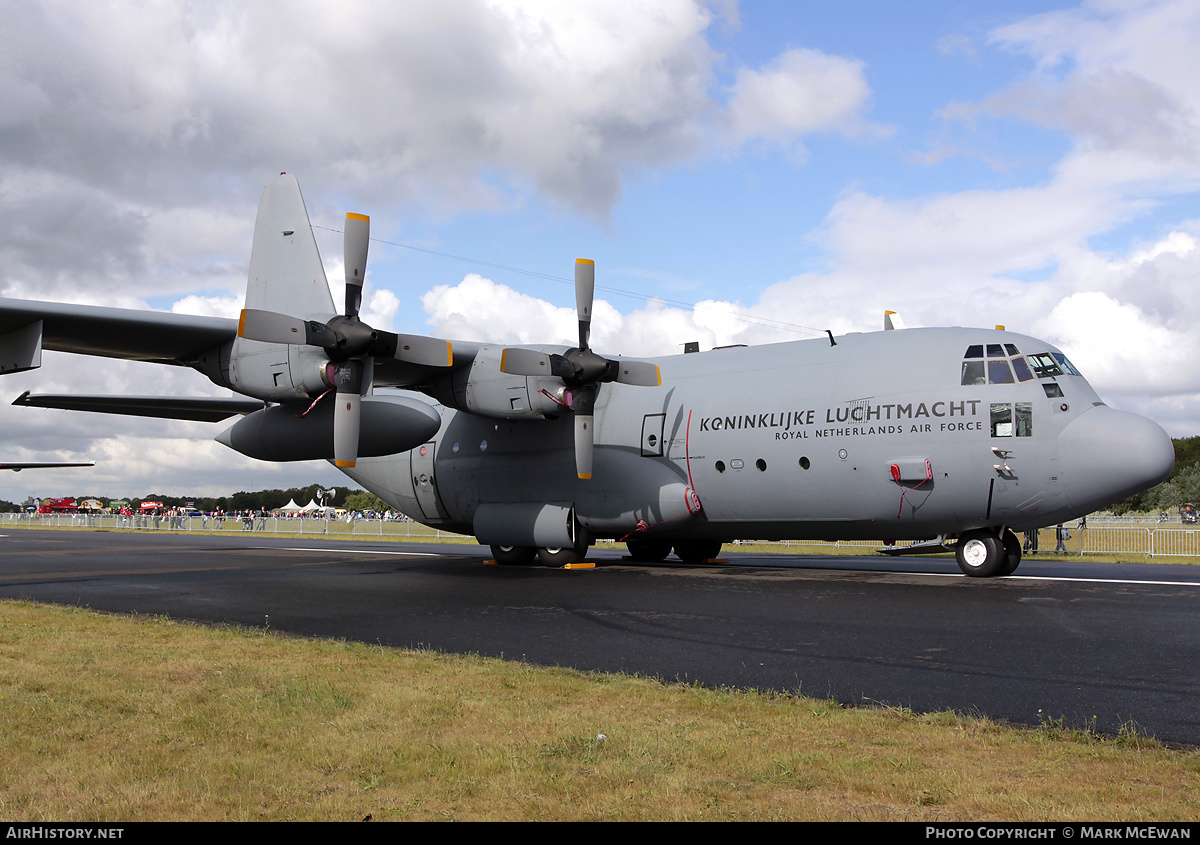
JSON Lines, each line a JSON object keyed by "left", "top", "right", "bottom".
{"left": 37, "top": 497, "right": 78, "bottom": 514}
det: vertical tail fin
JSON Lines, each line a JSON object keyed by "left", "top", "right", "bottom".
{"left": 244, "top": 174, "right": 336, "bottom": 321}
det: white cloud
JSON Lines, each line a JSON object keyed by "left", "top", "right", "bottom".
{"left": 723, "top": 48, "right": 883, "bottom": 150}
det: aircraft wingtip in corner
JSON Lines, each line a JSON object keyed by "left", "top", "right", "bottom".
{"left": 0, "top": 172, "right": 1175, "bottom": 577}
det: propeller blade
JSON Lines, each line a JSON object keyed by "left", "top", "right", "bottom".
{"left": 575, "top": 258, "right": 594, "bottom": 351}
{"left": 332, "top": 360, "right": 364, "bottom": 468}
{"left": 501, "top": 348, "right": 575, "bottom": 379}
{"left": 613, "top": 360, "right": 661, "bottom": 387}
{"left": 238, "top": 309, "right": 328, "bottom": 346}
{"left": 501, "top": 347, "right": 552, "bottom": 376}
{"left": 391, "top": 333, "right": 452, "bottom": 367}
{"left": 574, "top": 413, "right": 594, "bottom": 480}
{"left": 344, "top": 213, "right": 370, "bottom": 318}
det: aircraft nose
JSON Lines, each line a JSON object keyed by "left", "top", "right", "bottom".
{"left": 1057, "top": 406, "right": 1174, "bottom": 514}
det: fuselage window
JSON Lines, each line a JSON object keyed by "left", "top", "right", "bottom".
{"left": 991, "top": 403, "right": 1013, "bottom": 437}
{"left": 1011, "top": 356, "right": 1034, "bottom": 382}
{"left": 961, "top": 360, "right": 986, "bottom": 385}
{"left": 988, "top": 360, "right": 1015, "bottom": 384}
{"left": 1043, "top": 383, "right": 1064, "bottom": 398}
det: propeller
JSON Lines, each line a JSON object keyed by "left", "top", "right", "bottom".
{"left": 238, "top": 212, "right": 452, "bottom": 467}
{"left": 500, "top": 258, "right": 660, "bottom": 479}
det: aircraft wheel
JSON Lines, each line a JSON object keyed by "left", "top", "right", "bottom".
{"left": 626, "top": 537, "right": 672, "bottom": 562}
{"left": 490, "top": 544, "right": 537, "bottom": 566}
{"left": 999, "top": 529, "right": 1022, "bottom": 576}
{"left": 673, "top": 539, "right": 722, "bottom": 564}
{"left": 954, "top": 530, "right": 1005, "bottom": 577}
{"left": 537, "top": 545, "right": 588, "bottom": 567}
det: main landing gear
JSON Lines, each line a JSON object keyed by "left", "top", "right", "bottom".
{"left": 491, "top": 538, "right": 728, "bottom": 567}
{"left": 489, "top": 543, "right": 589, "bottom": 567}
{"left": 954, "top": 528, "right": 1021, "bottom": 577}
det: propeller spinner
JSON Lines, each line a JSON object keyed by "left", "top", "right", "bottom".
{"left": 500, "top": 258, "right": 660, "bottom": 479}
{"left": 238, "top": 212, "right": 452, "bottom": 467}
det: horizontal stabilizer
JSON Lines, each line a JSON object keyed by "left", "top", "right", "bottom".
{"left": 0, "top": 461, "right": 93, "bottom": 472}
{"left": 13, "top": 391, "right": 263, "bottom": 422}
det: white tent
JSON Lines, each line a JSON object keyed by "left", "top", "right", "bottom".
{"left": 301, "top": 499, "right": 322, "bottom": 512}
{"left": 277, "top": 499, "right": 303, "bottom": 513}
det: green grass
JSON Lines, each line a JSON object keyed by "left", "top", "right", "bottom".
{"left": 0, "top": 600, "right": 1197, "bottom": 821}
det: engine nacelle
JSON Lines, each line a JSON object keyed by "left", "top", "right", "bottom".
{"left": 226, "top": 337, "right": 332, "bottom": 402}
{"left": 432, "top": 345, "right": 570, "bottom": 421}
{"left": 216, "top": 394, "right": 441, "bottom": 462}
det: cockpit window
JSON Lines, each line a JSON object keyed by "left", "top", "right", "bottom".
{"left": 1028, "top": 353, "right": 1063, "bottom": 378}
{"left": 1011, "top": 356, "right": 1034, "bottom": 382}
{"left": 1051, "top": 352, "right": 1081, "bottom": 376}
{"left": 988, "top": 360, "right": 1015, "bottom": 384}
{"left": 963, "top": 344, "right": 1082, "bottom": 387}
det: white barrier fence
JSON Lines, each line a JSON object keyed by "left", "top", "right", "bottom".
{"left": 5, "top": 513, "right": 1199, "bottom": 558}
{"left": 2, "top": 512, "right": 462, "bottom": 540}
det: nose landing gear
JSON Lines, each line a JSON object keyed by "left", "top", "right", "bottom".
{"left": 954, "top": 528, "right": 1021, "bottom": 577}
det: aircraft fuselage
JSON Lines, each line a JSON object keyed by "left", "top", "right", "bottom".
{"left": 340, "top": 326, "right": 1174, "bottom": 548}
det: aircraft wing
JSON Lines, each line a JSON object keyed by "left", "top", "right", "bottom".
{"left": 0, "top": 296, "right": 478, "bottom": 389}
{"left": 0, "top": 297, "right": 237, "bottom": 366}
{"left": 12, "top": 391, "right": 262, "bottom": 422}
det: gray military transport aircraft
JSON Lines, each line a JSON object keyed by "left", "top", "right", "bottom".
{"left": 0, "top": 174, "right": 1175, "bottom": 576}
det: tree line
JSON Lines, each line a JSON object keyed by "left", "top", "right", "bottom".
{"left": 1112, "top": 436, "right": 1200, "bottom": 515}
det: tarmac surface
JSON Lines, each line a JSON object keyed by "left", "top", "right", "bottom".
{"left": 4, "top": 528, "right": 1200, "bottom": 745}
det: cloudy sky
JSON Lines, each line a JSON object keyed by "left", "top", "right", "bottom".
{"left": 2, "top": 0, "right": 1199, "bottom": 502}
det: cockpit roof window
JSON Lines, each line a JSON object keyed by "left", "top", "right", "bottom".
{"left": 1004, "top": 343, "right": 1020, "bottom": 356}
{"left": 964, "top": 345, "right": 983, "bottom": 358}
{"left": 987, "top": 343, "right": 1005, "bottom": 358}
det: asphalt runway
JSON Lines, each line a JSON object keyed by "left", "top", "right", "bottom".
{"left": 4, "top": 528, "right": 1200, "bottom": 745}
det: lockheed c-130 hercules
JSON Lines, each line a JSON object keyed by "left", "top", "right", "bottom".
{"left": 0, "top": 174, "right": 1175, "bottom": 577}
